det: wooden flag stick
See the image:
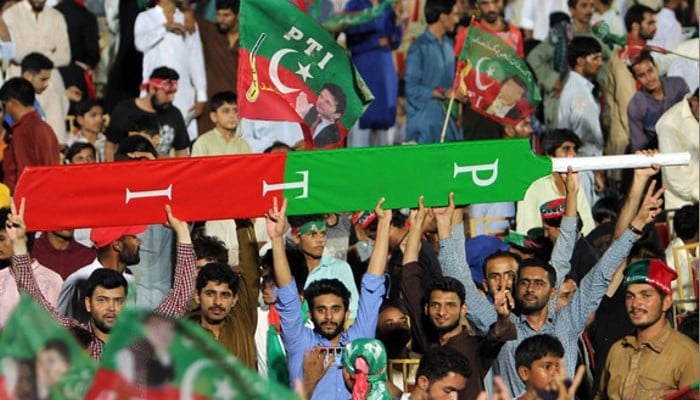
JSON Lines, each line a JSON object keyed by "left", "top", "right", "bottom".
{"left": 439, "top": 92, "right": 456, "bottom": 143}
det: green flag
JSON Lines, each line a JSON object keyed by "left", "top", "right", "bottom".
{"left": 322, "top": 0, "right": 394, "bottom": 32}
{"left": 237, "top": 0, "right": 374, "bottom": 149}
{"left": 84, "top": 309, "right": 297, "bottom": 399}
{"left": 455, "top": 24, "right": 541, "bottom": 126}
{"left": 0, "top": 295, "right": 96, "bottom": 400}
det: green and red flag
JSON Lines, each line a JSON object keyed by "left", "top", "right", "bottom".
{"left": 0, "top": 295, "right": 96, "bottom": 400}
{"left": 455, "top": 24, "right": 541, "bottom": 126}
{"left": 84, "top": 309, "right": 297, "bottom": 400}
{"left": 322, "top": 0, "right": 395, "bottom": 32}
{"left": 238, "top": 0, "right": 374, "bottom": 149}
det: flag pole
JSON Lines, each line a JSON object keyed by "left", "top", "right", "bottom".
{"left": 439, "top": 92, "right": 456, "bottom": 143}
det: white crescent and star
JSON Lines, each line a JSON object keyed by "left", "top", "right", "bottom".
{"left": 268, "top": 48, "right": 317, "bottom": 92}
{"left": 475, "top": 57, "right": 497, "bottom": 91}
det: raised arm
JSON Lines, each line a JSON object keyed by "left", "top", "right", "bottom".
{"left": 366, "top": 198, "right": 391, "bottom": 276}
{"left": 154, "top": 205, "right": 196, "bottom": 317}
{"left": 614, "top": 151, "right": 661, "bottom": 238}
{"left": 234, "top": 219, "right": 261, "bottom": 332}
{"left": 549, "top": 167, "right": 578, "bottom": 287}
{"left": 266, "top": 197, "right": 292, "bottom": 287}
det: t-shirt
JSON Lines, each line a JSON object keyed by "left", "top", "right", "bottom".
{"left": 105, "top": 99, "right": 190, "bottom": 154}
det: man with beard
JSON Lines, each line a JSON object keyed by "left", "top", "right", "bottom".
{"left": 597, "top": 259, "right": 699, "bottom": 399}
{"left": 402, "top": 198, "right": 516, "bottom": 399}
{"left": 104, "top": 66, "right": 190, "bottom": 161}
{"left": 190, "top": 219, "right": 260, "bottom": 370}
{"left": 196, "top": 0, "right": 239, "bottom": 135}
{"left": 438, "top": 162, "right": 665, "bottom": 395}
{"left": 266, "top": 197, "right": 390, "bottom": 400}
{"left": 56, "top": 224, "right": 147, "bottom": 323}
{"left": 454, "top": 0, "right": 523, "bottom": 58}
{"left": 9, "top": 201, "right": 197, "bottom": 360}
{"left": 0, "top": 207, "right": 63, "bottom": 328}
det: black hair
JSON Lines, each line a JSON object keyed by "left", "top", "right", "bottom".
{"left": 503, "top": 75, "right": 527, "bottom": 93}
{"left": 127, "top": 115, "right": 159, "bottom": 137}
{"left": 209, "top": 91, "right": 237, "bottom": 113}
{"left": 592, "top": 196, "right": 620, "bottom": 223}
{"left": 215, "top": 0, "right": 239, "bottom": 12}
{"left": 626, "top": 241, "right": 664, "bottom": 264}
{"left": 288, "top": 214, "right": 327, "bottom": 230}
{"left": 673, "top": 204, "right": 699, "bottom": 242}
{"left": 85, "top": 268, "right": 128, "bottom": 298}
{"left": 115, "top": 135, "right": 158, "bottom": 160}
{"left": 319, "top": 83, "right": 347, "bottom": 115}
{"left": 679, "top": 312, "right": 699, "bottom": 342}
{"left": 42, "top": 338, "right": 71, "bottom": 363}
{"left": 0, "top": 207, "right": 35, "bottom": 252}
{"left": 65, "top": 142, "right": 96, "bottom": 164}
{"left": 624, "top": 4, "right": 655, "bottom": 32}
{"left": 482, "top": 250, "right": 520, "bottom": 281}
{"left": 263, "top": 141, "right": 294, "bottom": 153}
{"left": 193, "top": 235, "right": 229, "bottom": 265}
{"left": 304, "top": 278, "right": 351, "bottom": 311}
{"left": 416, "top": 347, "right": 472, "bottom": 382}
{"left": 549, "top": 11, "right": 571, "bottom": 27}
{"left": 424, "top": 0, "right": 456, "bottom": 24}
{"left": 567, "top": 36, "right": 602, "bottom": 69}
{"left": 0, "top": 77, "right": 35, "bottom": 107}
{"left": 518, "top": 258, "right": 557, "bottom": 287}
{"left": 515, "top": 334, "right": 564, "bottom": 368}
{"left": 196, "top": 262, "right": 240, "bottom": 294}
{"left": 628, "top": 50, "right": 656, "bottom": 74}
{"left": 566, "top": 0, "right": 578, "bottom": 8}
{"left": 150, "top": 66, "right": 180, "bottom": 81}
{"left": 74, "top": 98, "right": 101, "bottom": 118}
{"left": 20, "top": 52, "right": 54, "bottom": 75}
{"left": 542, "top": 129, "right": 582, "bottom": 156}
{"left": 542, "top": 211, "right": 584, "bottom": 234}
{"left": 429, "top": 276, "right": 466, "bottom": 305}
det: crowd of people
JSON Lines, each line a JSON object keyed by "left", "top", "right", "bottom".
{"left": 0, "top": 0, "right": 698, "bottom": 399}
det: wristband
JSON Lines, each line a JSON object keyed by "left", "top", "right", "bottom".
{"left": 628, "top": 223, "right": 644, "bottom": 235}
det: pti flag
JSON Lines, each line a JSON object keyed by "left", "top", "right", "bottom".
{"left": 0, "top": 295, "right": 96, "bottom": 400}
{"left": 238, "top": 0, "right": 374, "bottom": 149}
{"left": 322, "top": 0, "right": 395, "bottom": 32}
{"left": 455, "top": 25, "right": 541, "bottom": 126}
{"left": 84, "top": 309, "right": 297, "bottom": 400}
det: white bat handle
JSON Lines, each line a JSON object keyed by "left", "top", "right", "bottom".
{"left": 551, "top": 152, "right": 691, "bottom": 172}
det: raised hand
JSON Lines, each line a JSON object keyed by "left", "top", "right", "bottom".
{"left": 633, "top": 149, "right": 661, "bottom": 178}
{"left": 493, "top": 285, "right": 515, "bottom": 319}
{"left": 6, "top": 197, "right": 26, "bottom": 243}
{"left": 164, "top": 205, "right": 191, "bottom": 244}
{"left": 374, "top": 197, "right": 392, "bottom": 223}
{"left": 630, "top": 180, "right": 665, "bottom": 230}
{"left": 562, "top": 166, "right": 579, "bottom": 195}
{"left": 265, "top": 197, "right": 288, "bottom": 240}
{"left": 408, "top": 196, "right": 428, "bottom": 228}
{"left": 432, "top": 192, "right": 455, "bottom": 239}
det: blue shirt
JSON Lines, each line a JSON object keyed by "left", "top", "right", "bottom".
{"left": 440, "top": 221, "right": 637, "bottom": 395}
{"left": 277, "top": 273, "right": 386, "bottom": 400}
{"left": 405, "top": 29, "right": 459, "bottom": 143}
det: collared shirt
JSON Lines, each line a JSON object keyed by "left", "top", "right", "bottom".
{"left": 656, "top": 94, "right": 699, "bottom": 210}
{"left": 13, "top": 243, "right": 196, "bottom": 359}
{"left": 596, "top": 323, "right": 699, "bottom": 399}
{"left": 627, "top": 76, "right": 689, "bottom": 152}
{"left": 191, "top": 128, "right": 252, "bottom": 156}
{"left": 440, "top": 222, "right": 637, "bottom": 395}
{"left": 519, "top": 0, "right": 569, "bottom": 41}
{"left": 66, "top": 131, "right": 107, "bottom": 162}
{"left": 558, "top": 71, "right": 603, "bottom": 157}
{"left": 0, "top": 259, "right": 63, "bottom": 327}
{"left": 304, "top": 255, "right": 360, "bottom": 320}
{"left": 277, "top": 273, "right": 385, "bottom": 399}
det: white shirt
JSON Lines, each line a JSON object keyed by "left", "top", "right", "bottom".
{"left": 649, "top": 7, "right": 683, "bottom": 52}
{"left": 591, "top": 8, "right": 626, "bottom": 37}
{"left": 519, "top": 0, "right": 569, "bottom": 41}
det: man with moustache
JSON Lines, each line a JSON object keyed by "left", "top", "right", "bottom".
{"left": 596, "top": 259, "right": 699, "bottom": 399}
{"left": 104, "top": 66, "right": 190, "bottom": 161}
{"left": 196, "top": 0, "right": 240, "bottom": 135}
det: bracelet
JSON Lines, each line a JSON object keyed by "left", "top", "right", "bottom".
{"left": 628, "top": 223, "right": 644, "bottom": 235}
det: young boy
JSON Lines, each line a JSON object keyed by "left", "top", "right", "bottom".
{"left": 192, "top": 91, "right": 251, "bottom": 156}
{"left": 127, "top": 115, "right": 161, "bottom": 152}
{"left": 514, "top": 334, "right": 565, "bottom": 400}
{"left": 67, "top": 99, "right": 106, "bottom": 161}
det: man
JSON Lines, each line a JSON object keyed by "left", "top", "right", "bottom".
{"left": 516, "top": 129, "right": 595, "bottom": 236}
{"left": 439, "top": 163, "right": 664, "bottom": 394}
{"left": 31, "top": 229, "right": 96, "bottom": 280}
{"left": 104, "top": 66, "right": 190, "bottom": 161}
{"left": 2, "top": 0, "right": 71, "bottom": 145}
{"left": 196, "top": 0, "right": 239, "bottom": 135}
{"left": 266, "top": 197, "right": 390, "bottom": 399}
{"left": 455, "top": 0, "right": 523, "bottom": 58}
{"left": 483, "top": 75, "right": 528, "bottom": 120}
{"left": 604, "top": 4, "right": 657, "bottom": 158}
{"left": 190, "top": 219, "right": 259, "bottom": 370}
{"left": 135, "top": 0, "right": 207, "bottom": 141}
{"left": 254, "top": 258, "right": 288, "bottom": 383}
{"left": 591, "top": 0, "right": 625, "bottom": 37}
{"left": 0, "top": 207, "right": 63, "bottom": 327}
{"left": 295, "top": 83, "right": 347, "bottom": 148}
{"left": 405, "top": 0, "right": 461, "bottom": 143}
{"left": 17, "top": 52, "right": 51, "bottom": 121}
{"left": 9, "top": 203, "right": 197, "bottom": 360}
{"left": 402, "top": 347, "right": 471, "bottom": 400}
{"left": 596, "top": 259, "right": 699, "bottom": 399}
{"left": 627, "top": 51, "right": 688, "bottom": 152}
{"left": 192, "top": 91, "right": 249, "bottom": 156}
{"left": 656, "top": 89, "right": 699, "bottom": 210}
{"left": 56, "top": 224, "right": 146, "bottom": 324}
{"left": 0, "top": 77, "right": 60, "bottom": 192}
{"left": 648, "top": 0, "right": 683, "bottom": 53}
{"left": 287, "top": 214, "right": 359, "bottom": 319}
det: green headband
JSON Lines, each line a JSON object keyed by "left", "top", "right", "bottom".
{"left": 293, "top": 220, "right": 327, "bottom": 236}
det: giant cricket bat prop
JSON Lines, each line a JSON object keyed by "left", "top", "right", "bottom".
{"left": 15, "top": 140, "right": 690, "bottom": 231}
